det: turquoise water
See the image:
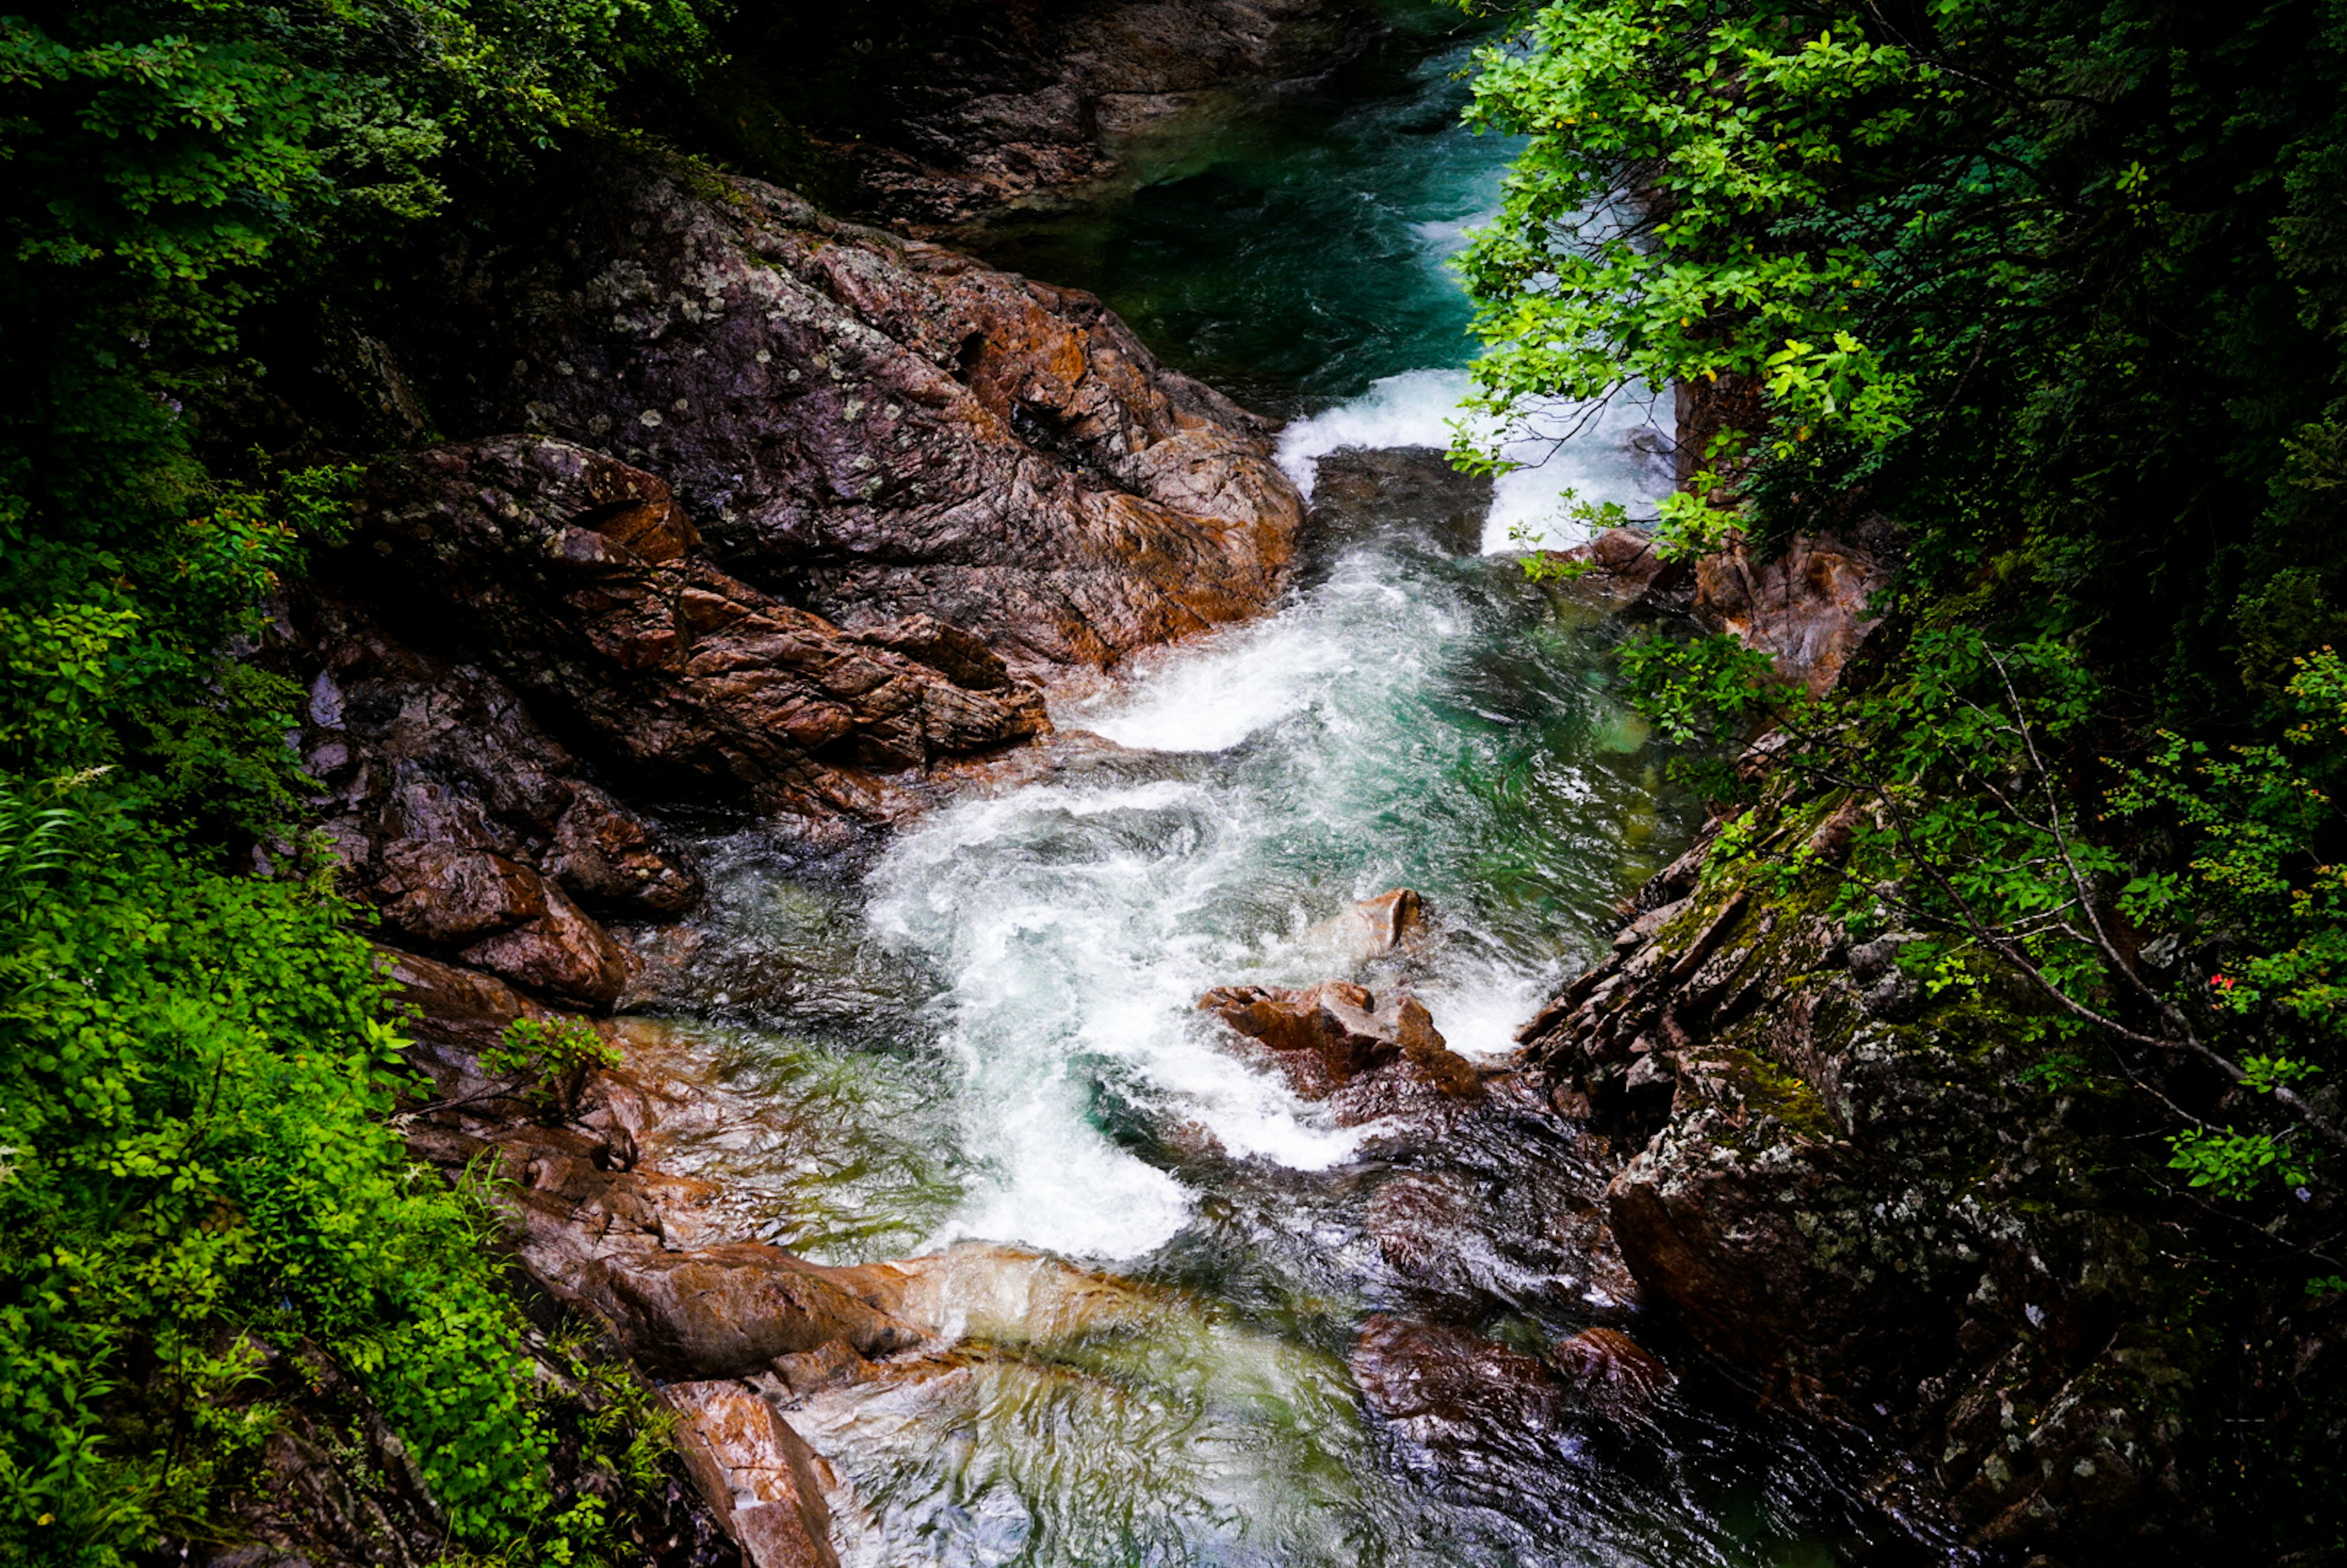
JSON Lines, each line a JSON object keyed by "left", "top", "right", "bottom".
{"left": 626, "top": 9, "right": 1896, "bottom": 1564}
{"left": 971, "top": 7, "right": 1515, "bottom": 412}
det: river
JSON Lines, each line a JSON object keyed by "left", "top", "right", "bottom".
{"left": 626, "top": 7, "right": 1879, "bottom": 1564}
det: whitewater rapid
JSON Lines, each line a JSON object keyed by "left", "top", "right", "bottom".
{"left": 864, "top": 369, "right": 1675, "bottom": 1261}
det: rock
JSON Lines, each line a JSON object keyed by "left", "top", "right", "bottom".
{"left": 381, "top": 156, "right": 1304, "bottom": 683}
{"left": 1507, "top": 796, "right": 2213, "bottom": 1558}
{"left": 457, "top": 881, "right": 632, "bottom": 1006}
{"left": 583, "top": 1246, "right": 915, "bottom": 1382}
{"left": 388, "top": 990, "right": 930, "bottom": 1387}
{"left": 1348, "top": 1315, "right": 1579, "bottom": 1475}
{"left": 853, "top": 1243, "right": 1166, "bottom": 1347}
{"left": 1530, "top": 526, "right": 1684, "bottom": 612}
{"left": 380, "top": 945, "right": 551, "bottom": 1058}
{"left": 666, "top": 1381, "right": 840, "bottom": 1568}
{"left": 1197, "top": 980, "right": 1480, "bottom": 1108}
{"left": 1550, "top": 1326, "right": 1672, "bottom": 1421}
{"left": 1303, "top": 447, "right": 1491, "bottom": 566}
{"left": 1351, "top": 887, "right": 1427, "bottom": 958}
{"left": 768, "top": 1339, "right": 878, "bottom": 1398}
{"left": 1366, "top": 1170, "right": 1540, "bottom": 1310}
{"left": 349, "top": 436, "right": 1051, "bottom": 824}
{"left": 842, "top": 614, "right": 1008, "bottom": 691}
{"left": 292, "top": 591, "right": 700, "bottom": 1007}
{"left": 1692, "top": 529, "right": 1892, "bottom": 695}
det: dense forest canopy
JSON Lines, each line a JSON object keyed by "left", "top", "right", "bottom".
{"left": 1459, "top": 0, "right": 2347, "bottom": 704}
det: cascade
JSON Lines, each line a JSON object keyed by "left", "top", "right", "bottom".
{"left": 633, "top": 12, "right": 1868, "bottom": 1563}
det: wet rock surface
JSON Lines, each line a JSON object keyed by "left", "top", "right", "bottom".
{"left": 381, "top": 155, "right": 1303, "bottom": 683}
{"left": 288, "top": 592, "right": 699, "bottom": 1007}
{"left": 391, "top": 969, "right": 927, "bottom": 1383}
{"left": 666, "top": 1380, "right": 840, "bottom": 1568}
{"left": 1511, "top": 808, "right": 2202, "bottom": 1557}
{"left": 1350, "top": 1313, "right": 1581, "bottom": 1468}
{"left": 347, "top": 436, "right": 1051, "bottom": 827}
{"left": 1302, "top": 446, "right": 1492, "bottom": 570}
{"left": 383, "top": 947, "right": 1224, "bottom": 1563}
{"left": 1198, "top": 979, "right": 1480, "bottom": 1112}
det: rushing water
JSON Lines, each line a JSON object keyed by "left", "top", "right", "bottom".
{"left": 627, "top": 7, "right": 1893, "bottom": 1563}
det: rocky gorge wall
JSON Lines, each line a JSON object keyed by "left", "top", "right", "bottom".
{"left": 259, "top": 147, "right": 1312, "bottom": 1023}
{"left": 1498, "top": 520, "right": 2343, "bottom": 1561}
{"left": 684, "top": 0, "right": 1384, "bottom": 235}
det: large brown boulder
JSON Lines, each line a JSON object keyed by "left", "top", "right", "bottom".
{"left": 1302, "top": 448, "right": 1491, "bottom": 568}
{"left": 1348, "top": 1315, "right": 1579, "bottom": 1475}
{"left": 666, "top": 1381, "right": 839, "bottom": 1568}
{"left": 383, "top": 156, "right": 1304, "bottom": 681}
{"left": 1693, "top": 529, "right": 1892, "bottom": 695}
{"left": 350, "top": 436, "right": 1049, "bottom": 823}
{"left": 1512, "top": 811, "right": 2201, "bottom": 1557}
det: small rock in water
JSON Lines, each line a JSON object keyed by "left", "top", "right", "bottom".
{"left": 1350, "top": 1314, "right": 1578, "bottom": 1475}
{"left": 768, "top": 1336, "right": 878, "bottom": 1398}
{"left": 1196, "top": 980, "right": 1479, "bottom": 1105}
{"left": 1351, "top": 887, "right": 1427, "bottom": 959}
{"left": 1303, "top": 447, "right": 1492, "bottom": 566}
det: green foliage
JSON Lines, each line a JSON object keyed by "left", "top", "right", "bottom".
{"left": 0, "top": 784, "right": 588, "bottom": 1561}
{"left": 2114, "top": 651, "right": 2347, "bottom": 1044}
{"left": 482, "top": 1015, "right": 623, "bottom": 1123}
{"left": 2015, "top": 1050, "right": 2095, "bottom": 1094}
{"left": 0, "top": 0, "right": 718, "bottom": 1557}
{"left": 2167, "top": 1126, "right": 2310, "bottom": 1200}
{"left": 1618, "top": 631, "right": 1790, "bottom": 747}
{"left": 1458, "top": 0, "right": 2347, "bottom": 725}
{"left": 551, "top": 1327, "right": 682, "bottom": 1498}
{"left": 1, "top": 0, "right": 713, "bottom": 667}
{"left": 1625, "top": 626, "right": 2347, "bottom": 1201}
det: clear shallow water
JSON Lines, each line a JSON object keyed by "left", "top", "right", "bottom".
{"left": 623, "top": 7, "right": 1895, "bottom": 1563}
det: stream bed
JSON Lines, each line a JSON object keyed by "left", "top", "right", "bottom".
{"left": 623, "top": 7, "right": 1890, "bottom": 1564}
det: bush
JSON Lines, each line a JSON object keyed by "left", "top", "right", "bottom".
{"left": 0, "top": 777, "right": 590, "bottom": 1559}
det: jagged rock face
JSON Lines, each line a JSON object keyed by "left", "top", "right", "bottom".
{"left": 1513, "top": 819, "right": 2195, "bottom": 1557}
{"left": 386, "top": 158, "right": 1302, "bottom": 681}
{"left": 666, "top": 1381, "right": 839, "bottom": 1568}
{"left": 1692, "top": 529, "right": 1893, "bottom": 696}
{"left": 348, "top": 436, "right": 1050, "bottom": 824}
{"left": 291, "top": 592, "right": 699, "bottom": 1008}
{"left": 1539, "top": 525, "right": 1686, "bottom": 614}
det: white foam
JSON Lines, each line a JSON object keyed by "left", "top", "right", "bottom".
{"left": 862, "top": 451, "right": 1645, "bottom": 1265}
{"left": 1274, "top": 367, "right": 1472, "bottom": 498}
{"left": 1420, "top": 965, "right": 1553, "bottom": 1063}
{"left": 868, "top": 768, "right": 1381, "bottom": 1262}
{"left": 1274, "top": 369, "right": 1675, "bottom": 555}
